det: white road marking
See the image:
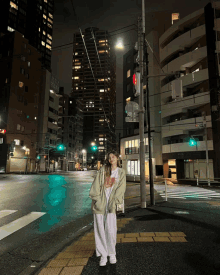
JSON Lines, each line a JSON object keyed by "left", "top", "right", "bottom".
{"left": 0, "top": 212, "right": 46, "bottom": 241}
{"left": 0, "top": 210, "right": 18, "bottom": 219}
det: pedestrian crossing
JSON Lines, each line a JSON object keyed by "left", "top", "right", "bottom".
{"left": 154, "top": 185, "right": 220, "bottom": 200}
{"left": 0, "top": 210, "right": 46, "bottom": 241}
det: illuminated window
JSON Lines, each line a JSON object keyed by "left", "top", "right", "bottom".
{"left": 48, "top": 18, "right": 53, "bottom": 24}
{"left": 14, "top": 139, "right": 20, "bottom": 145}
{"left": 46, "top": 39, "right": 52, "bottom": 45}
{"left": 100, "top": 142, "right": 103, "bottom": 145}
{"left": 43, "top": 30, "right": 46, "bottom": 35}
{"left": 49, "top": 13, "right": 53, "bottom": 19}
{"left": 172, "top": 13, "right": 180, "bottom": 25}
{"left": 17, "top": 124, "right": 21, "bottom": 130}
{"left": 47, "top": 23, "right": 52, "bottom": 28}
{"left": 46, "top": 44, "right": 51, "bottom": 50}
{"left": 44, "top": 0, "right": 47, "bottom": 2}
{"left": 99, "top": 40, "right": 105, "bottom": 43}
{"left": 75, "top": 52, "right": 78, "bottom": 55}
{"left": 76, "top": 87, "right": 78, "bottom": 90}
{"left": 19, "top": 82, "right": 24, "bottom": 88}
{"left": 99, "top": 50, "right": 105, "bottom": 53}
{"left": 74, "top": 66, "right": 81, "bottom": 69}
{"left": 39, "top": 28, "right": 41, "bottom": 32}
{"left": 74, "top": 77, "right": 79, "bottom": 79}
{"left": 127, "top": 69, "right": 131, "bottom": 78}
{"left": 98, "top": 79, "right": 104, "bottom": 81}
{"left": 99, "top": 89, "right": 104, "bottom": 92}
{"left": 43, "top": 14, "right": 47, "bottom": 19}
{"left": 41, "top": 41, "right": 45, "bottom": 46}
{"left": 126, "top": 97, "right": 131, "bottom": 102}
{"left": 47, "top": 34, "right": 52, "bottom": 39}
{"left": 7, "top": 26, "right": 15, "bottom": 32}
{"left": 100, "top": 43, "right": 105, "bottom": 46}
{"left": 10, "top": 1, "right": 18, "bottom": 9}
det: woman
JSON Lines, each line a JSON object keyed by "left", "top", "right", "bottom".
{"left": 89, "top": 150, "right": 126, "bottom": 266}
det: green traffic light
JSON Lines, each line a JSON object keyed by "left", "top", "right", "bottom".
{"left": 37, "top": 155, "right": 41, "bottom": 160}
{"left": 189, "top": 138, "right": 197, "bottom": 146}
{"left": 57, "top": 144, "right": 65, "bottom": 151}
{"left": 92, "top": 146, "right": 97, "bottom": 151}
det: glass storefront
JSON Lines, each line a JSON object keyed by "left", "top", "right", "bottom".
{"left": 127, "top": 160, "right": 140, "bottom": 175}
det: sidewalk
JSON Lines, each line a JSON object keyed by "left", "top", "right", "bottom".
{"left": 33, "top": 182, "right": 220, "bottom": 275}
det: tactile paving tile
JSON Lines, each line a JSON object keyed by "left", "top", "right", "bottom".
{"left": 65, "top": 245, "right": 95, "bottom": 252}
{"left": 121, "top": 237, "right": 137, "bottom": 243}
{"left": 137, "top": 237, "right": 154, "bottom": 242}
{"left": 139, "top": 232, "right": 155, "bottom": 237}
{"left": 169, "top": 237, "right": 187, "bottom": 242}
{"left": 38, "top": 267, "right": 63, "bottom": 275}
{"left": 153, "top": 237, "right": 171, "bottom": 242}
{"left": 125, "top": 233, "right": 140, "bottom": 238}
{"left": 154, "top": 232, "right": 171, "bottom": 237}
{"left": 169, "top": 232, "right": 186, "bottom": 237}
{"left": 67, "top": 258, "right": 89, "bottom": 266}
{"left": 47, "top": 259, "right": 70, "bottom": 268}
{"left": 60, "top": 266, "right": 84, "bottom": 275}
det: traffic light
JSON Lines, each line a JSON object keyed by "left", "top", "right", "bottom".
{"left": 91, "top": 145, "right": 98, "bottom": 151}
{"left": 0, "top": 129, "right": 6, "bottom": 134}
{"left": 37, "top": 155, "right": 41, "bottom": 160}
{"left": 57, "top": 144, "right": 65, "bottom": 151}
{"left": 133, "top": 72, "right": 140, "bottom": 96}
{"left": 189, "top": 138, "right": 197, "bottom": 146}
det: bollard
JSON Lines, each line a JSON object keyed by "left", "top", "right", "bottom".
{"left": 165, "top": 179, "right": 167, "bottom": 201}
{"left": 197, "top": 176, "right": 199, "bottom": 186}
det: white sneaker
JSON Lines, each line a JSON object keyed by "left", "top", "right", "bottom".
{"left": 109, "top": 255, "right": 117, "bottom": 264}
{"left": 99, "top": 256, "right": 107, "bottom": 266}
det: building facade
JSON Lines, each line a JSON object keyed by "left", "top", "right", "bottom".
{"left": 71, "top": 27, "right": 116, "bottom": 162}
{"left": 37, "top": 71, "right": 60, "bottom": 172}
{"left": 159, "top": 2, "right": 220, "bottom": 180}
{"left": 0, "top": 0, "right": 54, "bottom": 72}
{"left": 0, "top": 31, "right": 41, "bottom": 173}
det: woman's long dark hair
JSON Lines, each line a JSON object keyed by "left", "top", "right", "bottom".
{"left": 104, "top": 150, "right": 121, "bottom": 178}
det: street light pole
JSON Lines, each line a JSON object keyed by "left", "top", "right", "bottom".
{"left": 138, "top": 1, "right": 146, "bottom": 208}
{"left": 203, "top": 112, "right": 210, "bottom": 186}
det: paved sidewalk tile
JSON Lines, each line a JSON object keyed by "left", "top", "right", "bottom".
{"left": 140, "top": 232, "right": 155, "bottom": 237}
{"left": 169, "top": 237, "right": 187, "bottom": 242}
{"left": 47, "top": 259, "right": 70, "bottom": 268}
{"left": 155, "top": 232, "right": 171, "bottom": 237}
{"left": 137, "top": 237, "right": 154, "bottom": 242}
{"left": 124, "top": 233, "right": 139, "bottom": 238}
{"left": 121, "top": 237, "right": 137, "bottom": 243}
{"left": 60, "top": 266, "right": 84, "bottom": 275}
{"left": 65, "top": 245, "right": 95, "bottom": 252}
{"left": 67, "top": 258, "right": 89, "bottom": 266}
{"left": 169, "top": 232, "right": 186, "bottom": 237}
{"left": 38, "top": 267, "right": 63, "bottom": 275}
{"left": 153, "top": 237, "right": 171, "bottom": 242}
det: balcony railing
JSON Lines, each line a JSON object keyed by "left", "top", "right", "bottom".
{"left": 125, "top": 146, "right": 148, "bottom": 155}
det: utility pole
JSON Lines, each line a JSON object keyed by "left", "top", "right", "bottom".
{"left": 203, "top": 112, "right": 210, "bottom": 186}
{"left": 146, "top": 58, "right": 155, "bottom": 205}
{"left": 138, "top": 0, "right": 146, "bottom": 208}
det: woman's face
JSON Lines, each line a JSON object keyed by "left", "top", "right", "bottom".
{"left": 108, "top": 153, "right": 118, "bottom": 166}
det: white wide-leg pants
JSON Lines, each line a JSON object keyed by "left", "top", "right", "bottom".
{"left": 93, "top": 185, "right": 117, "bottom": 258}
{"left": 93, "top": 212, "right": 117, "bottom": 258}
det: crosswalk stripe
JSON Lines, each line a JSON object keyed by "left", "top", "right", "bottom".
{"left": 0, "top": 210, "right": 18, "bottom": 219}
{"left": 0, "top": 212, "right": 46, "bottom": 241}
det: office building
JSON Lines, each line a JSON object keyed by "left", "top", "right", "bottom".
{"left": 71, "top": 27, "right": 116, "bottom": 162}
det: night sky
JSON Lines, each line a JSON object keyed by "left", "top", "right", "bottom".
{"left": 51, "top": 0, "right": 211, "bottom": 96}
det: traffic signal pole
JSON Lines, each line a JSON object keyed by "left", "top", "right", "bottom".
{"left": 138, "top": 3, "right": 147, "bottom": 208}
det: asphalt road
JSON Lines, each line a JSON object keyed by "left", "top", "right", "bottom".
{"left": 0, "top": 171, "right": 97, "bottom": 275}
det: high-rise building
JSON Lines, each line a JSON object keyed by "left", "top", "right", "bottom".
{"left": 159, "top": 2, "right": 220, "bottom": 180}
{"left": 71, "top": 27, "right": 116, "bottom": 162}
{"left": 0, "top": 0, "right": 54, "bottom": 72}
